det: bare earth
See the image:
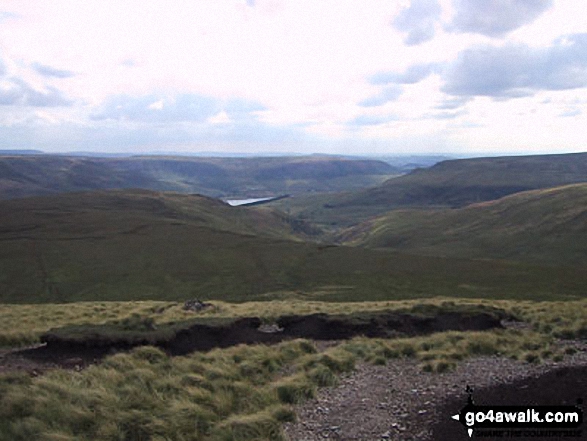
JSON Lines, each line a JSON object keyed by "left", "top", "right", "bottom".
{"left": 284, "top": 341, "right": 587, "bottom": 441}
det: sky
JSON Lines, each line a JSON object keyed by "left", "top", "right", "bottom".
{"left": 0, "top": 0, "right": 586, "bottom": 156}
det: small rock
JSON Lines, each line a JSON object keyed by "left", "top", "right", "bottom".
{"left": 182, "top": 299, "right": 213, "bottom": 312}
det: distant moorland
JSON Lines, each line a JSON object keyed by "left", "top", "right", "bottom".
{"left": 2, "top": 151, "right": 587, "bottom": 441}
{"left": 1, "top": 188, "right": 586, "bottom": 304}
{"left": 338, "top": 183, "right": 587, "bottom": 265}
{"left": 273, "top": 152, "right": 587, "bottom": 227}
{"left": 0, "top": 154, "right": 398, "bottom": 200}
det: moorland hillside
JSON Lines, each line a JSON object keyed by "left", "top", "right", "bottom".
{"left": 0, "top": 154, "right": 398, "bottom": 200}
{"left": 1, "top": 189, "right": 584, "bottom": 304}
{"left": 338, "top": 183, "right": 587, "bottom": 265}
{"left": 275, "top": 152, "right": 587, "bottom": 227}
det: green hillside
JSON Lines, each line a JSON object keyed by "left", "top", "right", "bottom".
{"left": 0, "top": 155, "right": 398, "bottom": 200}
{"left": 339, "top": 184, "right": 587, "bottom": 264}
{"left": 0, "top": 189, "right": 586, "bottom": 304}
{"left": 279, "top": 152, "right": 587, "bottom": 228}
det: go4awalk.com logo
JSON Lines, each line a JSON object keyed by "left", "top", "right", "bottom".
{"left": 451, "top": 386, "right": 583, "bottom": 438}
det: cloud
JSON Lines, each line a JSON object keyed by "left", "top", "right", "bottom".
{"left": 0, "top": 78, "right": 72, "bottom": 107}
{"left": 393, "top": 0, "right": 441, "bottom": 46}
{"left": 369, "top": 63, "right": 438, "bottom": 85}
{"left": 0, "top": 85, "right": 20, "bottom": 105}
{"left": 84, "top": 92, "right": 300, "bottom": 147}
{"left": 208, "top": 111, "right": 231, "bottom": 125}
{"left": 361, "top": 63, "right": 438, "bottom": 108}
{"left": 91, "top": 94, "right": 268, "bottom": 124}
{"left": 559, "top": 108, "right": 582, "bottom": 117}
{"left": 22, "top": 84, "right": 73, "bottom": 107}
{"left": 448, "top": 0, "right": 553, "bottom": 37}
{"left": 91, "top": 94, "right": 220, "bottom": 123}
{"left": 359, "top": 86, "right": 403, "bottom": 107}
{"left": 442, "top": 34, "right": 587, "bottom": 99}
{"left": 0, "top": 110, "right": 308, "bottom": 152}
{"left": 435, "top": 97, "right": 471, "bottom": 110}
{"left": 120, "top": 59, "right": 137, "bottom": 67}
{"left": 224, "top": 98, "right": 266, "bottom": 116}
{"left": 425, "top": 109, "right": 469, "bottom": 119}
{"left": 0, "top": 11, "right": 18, "bottom": 22}
{"left": 348, "top": 114, "right": 396, "bottom": 126}
{"left": 32, "top": 62, "right": 75, "bottom": 78}
{"left": 0, "top": 56, "right": 73, "bottom": 107}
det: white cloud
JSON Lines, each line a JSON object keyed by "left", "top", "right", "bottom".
{"left": 147, "top": 99, "right": 164, "bottom": 110}
{"left": 208, "top": 111, "right": 231, "bottom": 125}
{"left": 447, "top": 0, "right": 553, "bottom": 37}
{"left": 31, "top": 62, "right": 75, "bottom": 78}
{"left": 442, "top": 34, "right": 587, "bottom": 99}
{"left": 0, "top": 0, "right": 585, "bottom": 155}
{"left": 393, "top": 0, "right": 442, "bottom": 45}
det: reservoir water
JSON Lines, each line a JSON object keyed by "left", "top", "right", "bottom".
{"left": 225, "top": 195, "right": 289, "bottom": 206}
{"left": 225, "top": 197, "right": 275, "bottom": 206}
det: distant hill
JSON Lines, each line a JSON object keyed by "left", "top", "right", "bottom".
{"left": 0, "top": 149, "right": 44, "bottom": 155}
{"left": 0, "top": 155, "right": 399, "bottom": 200}
{"left": 338, "top": 184, "right": 587, "bottom": 264}
{"left": 1, "top": 189, "right": 585, "bottom": 303}
{"left": 281, "top": 152, "right": 587, "bottom": 227}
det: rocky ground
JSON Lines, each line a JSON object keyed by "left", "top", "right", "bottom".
{"left": 284, "top": 341, "right": 587, "bottom": 441}
{"left": 2, "top": 338, "right": 586, "bottom": 440}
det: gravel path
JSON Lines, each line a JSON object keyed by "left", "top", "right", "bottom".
{"left": 283, "top": 341, "right": 587, "bottom": 441}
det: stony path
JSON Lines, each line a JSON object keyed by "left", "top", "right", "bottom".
{"left": 283, "top": 341, "right": 587, "bottom": 441}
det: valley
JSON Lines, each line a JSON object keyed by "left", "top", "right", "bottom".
{"left": 1, "top": 151, "right": 586, "bottom": 441}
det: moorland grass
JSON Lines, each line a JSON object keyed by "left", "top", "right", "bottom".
{"left": 2, "top": 298, "right": 587, "bottom": 347}
{"left": 1, "top": 298, "right": 585, "bottom": 439}
{"left": 338, "top": 184, "right": 587, "bottom": 265}
{"left": 0, "top": 339, "right": 334, "bottom": 441}
{"left": 2, "top": 190, "right": 586, "bottom": 305}
{"left": 0, "top": 324, "right": 570, "bottom": 440}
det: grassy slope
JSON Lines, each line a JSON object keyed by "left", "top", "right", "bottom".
{"left": 338, "top": 184, "right": 587, "bottom": 265}
{"left": 0, "top": 189, "right": 586, "bottom": 304}
{"left": 280, "top": 152, "right": 587, "bottom": 228}
{"left": 0, "top": 155, "right": 398, "bottom": 200}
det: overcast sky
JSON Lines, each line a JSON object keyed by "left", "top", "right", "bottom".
{"left": 1, "top": 0, "right": 586, "bottom": 156}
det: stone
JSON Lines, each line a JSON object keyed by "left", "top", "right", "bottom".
{"left": 182, "top": 299, "right": 213, "bottom": 312}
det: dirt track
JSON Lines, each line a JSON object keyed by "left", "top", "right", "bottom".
{"left": 284, "top": 341, "right": 587, "bottom": 441}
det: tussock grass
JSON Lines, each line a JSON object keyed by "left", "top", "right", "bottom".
{"left": 1, "top": 297, "right": 586, "bottom": 439}
{"left": 3, "top": 297, "right": 586, "bottom": 347}
{"left": 1, "top": 327, "right": 562, "bottom": 439}
{"left": 0, "top": 337, "right": 352, "bottom": 441}
{"left": 0, "top": 340, "right": 329, "bottom": 441}
{"left": 0, "top": 299, "right": 428, "bottom": 347}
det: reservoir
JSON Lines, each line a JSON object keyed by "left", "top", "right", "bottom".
{"left": 224, "top": 195, "right": 289, "bottom": 207}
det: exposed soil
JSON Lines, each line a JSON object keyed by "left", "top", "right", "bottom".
{"left": 275, "top": 311, "right": 502, "bottom": 341}
{"left": 283, "top": 341, "right": 587, "bottom": 441}
{"left": 34, "top": 309, "right": 504, "bottom": 360}
{"left": 0, "top": 344, "right": 111, "bottom": 375}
